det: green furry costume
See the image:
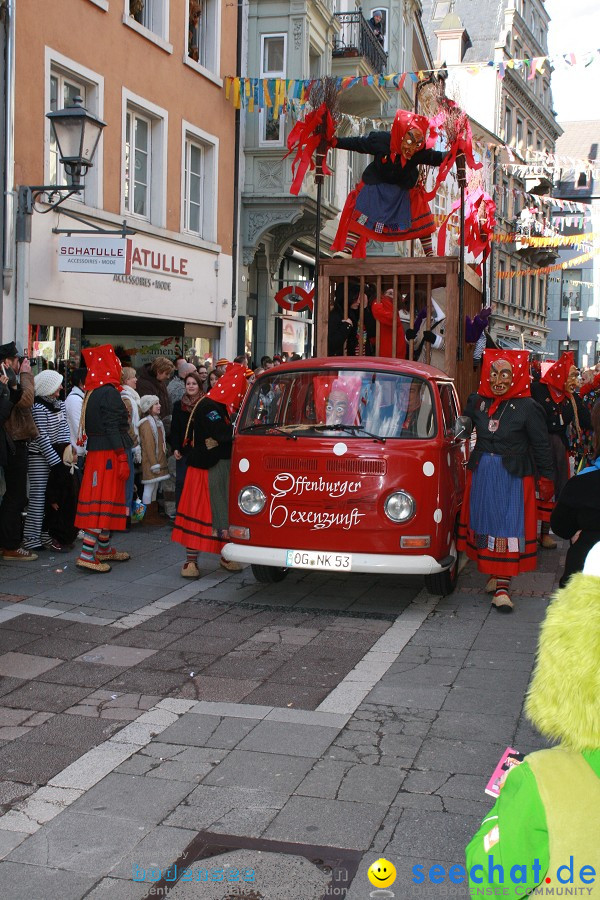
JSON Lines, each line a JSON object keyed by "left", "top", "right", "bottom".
{"left": 466, "top": 567, "right": 600, "bottom": 898}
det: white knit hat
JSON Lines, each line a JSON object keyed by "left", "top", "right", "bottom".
{"left": 139, "top": 394, "right": 160, "bottom": 415}
{"left": 34, "top": 370, "right": 63, "bottom": 397}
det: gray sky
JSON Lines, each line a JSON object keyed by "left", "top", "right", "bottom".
{"left": 545, "top": 0, "right": 600, "bottom": 122}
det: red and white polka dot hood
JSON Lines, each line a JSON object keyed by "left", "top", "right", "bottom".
{"left": 82, "top": 345, "right": 123, "bottom": 391}
{"left": 206, "top": 363, "right": 249, "bottom": 414}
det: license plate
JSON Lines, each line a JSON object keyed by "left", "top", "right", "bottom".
{"left": 285, "top": 550, "right": 352, "bottom": 571}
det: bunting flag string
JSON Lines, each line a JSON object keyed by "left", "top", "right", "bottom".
{"left": 224, "top": 47, "right": 600, "bottom": 113}
{"left": 491, "top": 231, "right": 600, "bottom": 247}
{"left": 497, "top": 246, "right": 600, "bottom": 278}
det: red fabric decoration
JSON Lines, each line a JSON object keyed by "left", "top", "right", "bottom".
{"left": 371, "top": 297, "right": 407, "bottom": 359}
{"left": 541, "top": 351, "right": 575, "bottom": 403}
{"left": 477, "top": 349, "right": 531, "bottom": 416}
{"left": 206, "top": 363, "right": 249, "bottom": 414}
{"left": 285, "top": 103, "right": 336, "bottom": 196}
{"left": 82, "top": 345, "right": 123, "bottom": 391}
{"left": 437, "top": 187, "right": 496, "bottom": 274}
{"left": 389, "top": 109, "right": 431, "bottom": 161}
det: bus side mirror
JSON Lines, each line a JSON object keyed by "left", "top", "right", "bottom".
{"left": 453, "top": 416, "right": 472, "bottom": 441}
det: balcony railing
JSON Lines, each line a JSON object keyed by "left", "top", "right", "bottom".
{"left": 332, "top": 10, "right": 387, "bottom": 75}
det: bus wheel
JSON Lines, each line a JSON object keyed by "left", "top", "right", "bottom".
{"left": 424, "top": 544, "right": 459, "bottom": 596}
{"left": 251, "top": 564, "right": 288, "bottom": 584}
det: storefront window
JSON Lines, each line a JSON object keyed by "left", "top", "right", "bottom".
{"left": 28, "top": 324, "right": 81, "bottom": 372}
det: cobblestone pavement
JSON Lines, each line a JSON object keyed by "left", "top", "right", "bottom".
{"left": 0, "top": 521, "right": 565, "bottom": 899}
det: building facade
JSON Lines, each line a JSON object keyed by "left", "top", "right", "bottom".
{"left": 237, "top": 0, "right": 432, "bottom": 363}
{"left": 421, "top": 0, "right": 562, "bottom": 354}
{"left": 1, "top": 0, "right": 238, "bottom": 370}
{"left": 545, "top": 120, "right": 600, "bottom": 367}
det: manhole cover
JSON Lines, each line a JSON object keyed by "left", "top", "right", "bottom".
{"left": 140, "top": 832, "right": 361, "bottom": 900}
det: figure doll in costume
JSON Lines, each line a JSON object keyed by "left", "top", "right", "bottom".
{"left": 457, "top": 350, "right": 554, "bottom": 612}
{"left": 531, "top": 352, "right": 591, "bottom": 548}
{"left": 74, "top": 345, "right": 132, "bottom": 573}
{"left": 466, "top": 542, "right": 600, "bottom": 897}
{"left": 172, "top": 364, "right": 248, "bottom": 577}
{"left": 330, "top": 110, "right": 447, "bottom": 259}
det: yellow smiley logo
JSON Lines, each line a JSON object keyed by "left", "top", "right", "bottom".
{"left": 367, "top": 858, "right": 397, "bottom": 888}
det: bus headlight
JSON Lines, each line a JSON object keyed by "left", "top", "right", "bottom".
{"left": 238, "top": 485, "right": 266, "bottom": 515}
{"left": 384, "top": 491, "right": 415, "bottom": 523}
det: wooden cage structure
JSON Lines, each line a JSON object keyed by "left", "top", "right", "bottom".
{"left": 317, "top": 256, "right": 484, "bottom": 408}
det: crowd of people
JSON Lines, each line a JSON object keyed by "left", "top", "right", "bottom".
{"left": 1, "top": 338, "right": 598, "bottom": 597}
{"left": 0, "top": 340, "right": 297, "bottom": 576}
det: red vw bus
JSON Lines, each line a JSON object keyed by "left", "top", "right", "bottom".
{"left": 222, "top": 357, "right": 470, "bottom": 595}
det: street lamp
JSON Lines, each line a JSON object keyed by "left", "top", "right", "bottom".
{"left": 47, "top": 95, "right": 105, "bottom": 189}
{"left": 18, "top": 96, "right": 106, "bottom": 217}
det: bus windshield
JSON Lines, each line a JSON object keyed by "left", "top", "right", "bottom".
{"left": 238, "top": 369, "right": 437, "bottom": 440}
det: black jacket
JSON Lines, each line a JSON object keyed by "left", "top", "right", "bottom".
{"left": 170, "top": 400, "right": 190, "bottom": 454}
{"left": 327, "top": 305, "right": 356, "bottom": 356}
{"left": 551, "top": 466, "right": 600, "bottom": 584}
{"left": 531, "top": 382, "right": 591, "bottom": 449}
{"left": 85, "top": 384, "right": 133, "bottom": 453}
{"left": 186, "top": 398, "right": 233, "bottom": 470}
{"left": 335, "top": 132, "right": 445, "bottom": 188}
{"left": 464, "top": 394, "right": 553, "bottom": 479}
{"left": 0, "top": 383, "right": 18, "bottom": 468}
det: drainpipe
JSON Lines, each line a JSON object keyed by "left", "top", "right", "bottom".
{"left": 230, "top": 0, "right": 243, "bottom": 347}
{"left": 3, "top": 0, "right": 16, "bottom": 318}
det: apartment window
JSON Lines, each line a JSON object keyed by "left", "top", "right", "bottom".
{"left": 498, "top": 259, "right": 506, "bottom": 302}
{"left": 504, "top": 106, "right": 513, "bottom": 143}
{"left": 324, "top": 149, "right": 336, "bottom": 205}
{"left": 502, "top": 178, "right": 510, "bottom": 218}
{"left": 516, "top": 118, "right": 523, "bottom": 151}
{"left": 432, "top": 1, "right": 451, "bottom": 19}
{"left": 182, "top": 126, "right": 217, "bottom": 241}
{"left": 122, "top": 93, "right": 167, "bottom": 226}
{"left": 529, "top": 275, "right": 536, "bottom": 311}
{"left": 49, "top": 72, "right": 87, "bottom": 189}
{"left": 128, "top": 0, "right": 168, "bottom": 39}
{"left": 47, "top": 54, "right": 104, "bottom": 208}
{"left": 187, "top": 0, "right": 219, "bottom": 74}
{"left": 259, "top": 35, "right": 286, "bottom": 146}
{"left": 125, "top": 110, "right": 151, "bottom": 217}
{"left": 577, "top": 170, "right": 590, "bottom": 189}
{"left": 527, "top": 128, "right": 533, "bottom": 153}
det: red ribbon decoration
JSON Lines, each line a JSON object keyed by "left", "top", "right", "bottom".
{"left": 285, "top": 103, "right": 336, "bottom": 196}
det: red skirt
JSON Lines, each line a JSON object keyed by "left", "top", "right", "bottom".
{"left": 332, "top": 181, "right": 435, "bottom": 258}
{"left": 171, "top": 466, "right": 224, "bottom": 555}
{"left": 74, "top": 449, "right": 127, "bottom": 531}
{"left": 457, "top": 471, "right": 539, "bottom": 577}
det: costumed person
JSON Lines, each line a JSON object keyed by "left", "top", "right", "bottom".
{"left": 44, "top": 444, "right": 82, "bottom": 549}
{"left": 551, "top": 400, "right": 600, "bottom": 587}
{"left": 170, "top": 371, "right": 204, "bottom": 507}
{"left": 138, "top": 395, "right": 170, "bottom": 526}
{"left": 120, "top": 367, "right": 142, "bottom": 528}
{"left": 457, "top": 350, "right": 554, "bottom": 612}
{"left": 23, "top": 370, "right": 73, "bottom": 552}
{"left": 531, "top": 352, "right": 591, "bottom": 549}
{"left": 465, "top": 541, "right": 600, "bottom": 898}
{"left": 0, "top": 345, "right": 38, "bottom": 561}
{"left": 330, "top": 110, "right": 447, "bottom": 259}
{"left": 64, "top": 367, "right": 87, "bottom": 468}
{"left": 74, "top": 345, "right": 132, "bottom": 573}
{"left": 172, "top": 364, "right": 248, "bottom": 577}
{"left": 571, "top": 368, "right": 600, "bottom": 470}
{"left": 371, "top": 289, "right": 407, "bottom": 359}
{"left": 327, "top": 282, "right": 367, "bottom": 356}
